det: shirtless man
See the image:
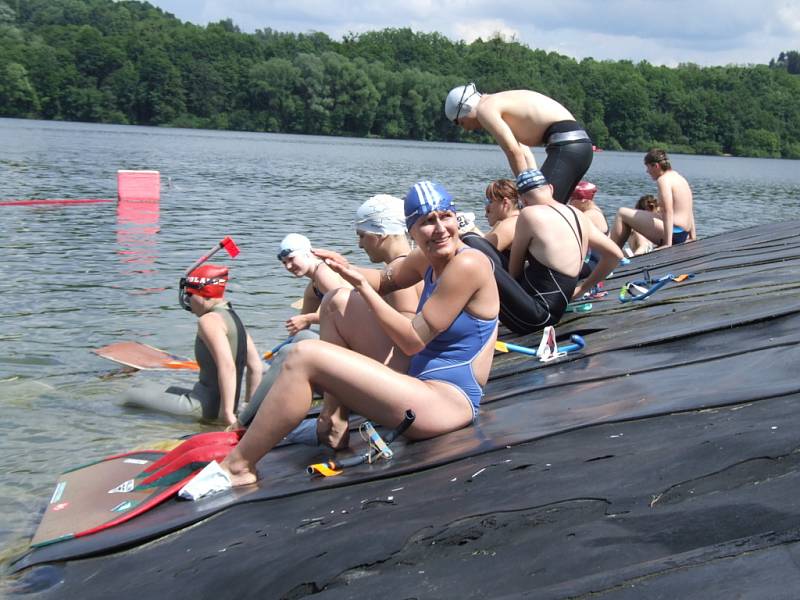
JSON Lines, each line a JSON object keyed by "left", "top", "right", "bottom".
{"left": 445, "top": 84, "right": 593, "bottom": 203}
{"left": 610, "top": 148, "right": 696, "bottom": 249}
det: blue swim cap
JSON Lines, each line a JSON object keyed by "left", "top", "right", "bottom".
{"left": 404, "top": 181, "right": 456, "bottom": 230}
{"left": 516, "top": 169, "right": 548, "bottom": 194}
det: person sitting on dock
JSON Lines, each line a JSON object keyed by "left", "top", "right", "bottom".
{"left": 233, "top": 195, "right": 421, "bottom": 430}
{"left": 232, "top": 233, "right": 349, "bottom": 429}
{"left": 481, "top": 179, "right": 520, "bottom": 256}
{"left": 467, "top": 170, "right": 621, "bottom": 335}
{"left": 627, "top": 194, "right": 658, "bottom": 256}
{"left": 568, "top": 180, "right": 609, "bottom": 278}
{"left": 569, "top": 180, "right": 608, "bottom": 235}
{"left": 445, "top": 84, "right": 593, "bottom": 202}
{"left": 277, "top": 233, "right": 350, "bottom": 337}
{"left": 610, "top": 148, "right": 695, "bottom": 250}
{"left": 219, "top": 181, "right": 499, "bottom": 486}
{"left": 460, "top": 178, "right": 519, "bottom": 272}
{"left": 123, "top": 264, "right": 263, "bottom": 426}
{"left": 311, "top": 194, "right": 424, "bottom": 446}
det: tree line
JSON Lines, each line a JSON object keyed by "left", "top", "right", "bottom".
{"left": 1, "top": 0, "right": 799, "bottom": 158}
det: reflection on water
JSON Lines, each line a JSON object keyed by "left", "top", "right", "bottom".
{"left": 0, "top": 117, "right": 798, "bottom": 563}
{"left": 116, "top": 200, "right": 160, "bottom": 278}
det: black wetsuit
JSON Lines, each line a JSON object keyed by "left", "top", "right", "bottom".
{"left": 462, "top": 206, "right": 583, "bottom": 334}
{"left": 541, "top": 121, "right": 594, "bottom": 204}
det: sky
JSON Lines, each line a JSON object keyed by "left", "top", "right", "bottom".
{"left": 144, "top": 0, "right": 800, "bottom": 67}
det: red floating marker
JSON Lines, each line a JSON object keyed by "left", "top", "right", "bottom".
{"left": 117, "top": 170, "right": 160, "bottom": 203}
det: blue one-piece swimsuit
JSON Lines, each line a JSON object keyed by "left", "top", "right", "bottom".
{"left": 407, "top": 252, "right": 498, "bottom": 415}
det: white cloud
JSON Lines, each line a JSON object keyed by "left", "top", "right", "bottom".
{"left": 453, "top": 19, "right": 521, "bottom": 43}
{"left": 147, "top": 0, "right": 800, "bottom": 66}
{"left": 776, "top": 3, "right": 800, "bottom": 34}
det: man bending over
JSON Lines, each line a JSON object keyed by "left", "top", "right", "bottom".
{"left": 445, "top": 83, "right": 593, "bottom": 203}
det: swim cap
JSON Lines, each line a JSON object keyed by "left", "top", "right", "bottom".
{"left": 444, "top": 82, "right": 481, "bottom": 123}
{"left": 571, "top": 180, "right": 597, "bottom": 200}
{"left": 516, "top": 169, "right": 548, "bottom": 194}
{"left": 404, "top": 181, "right": 456, "bottom": 230}
{"left": 184, "top": 264, "right": 228, "bottom": 299}
{"left": 277, "top": 233, "right": 312, "bottom": 261}
{"left": 356, "top": 195, "right": 407, "bottom": 236}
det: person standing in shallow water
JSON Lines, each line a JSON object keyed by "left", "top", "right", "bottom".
{"left": 219, "top": 181, "right": 499, "bottom": 486}
{"left": 445, "top": 83, "right": 593, "bottom": 203}
{"left": 610, "top": 148, "right": 696, "bottom": 249}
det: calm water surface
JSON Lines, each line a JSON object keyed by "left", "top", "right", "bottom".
{"left": 1, "top": 118, "right": 799, "bottom": 563}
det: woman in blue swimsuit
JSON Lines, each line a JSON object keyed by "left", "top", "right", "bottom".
{"left": 220, "top": 181, "right": 499, "bottom": 486}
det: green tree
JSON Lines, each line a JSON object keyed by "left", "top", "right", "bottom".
{"left": 134, "top": 46, "right": 185, "bottom": 124}
{"left": 734, "top": 128, "right": 781, "bottom": 158}
{"left": 0, "top": 61, "right": 40, "bottom": 115}
{"left": 246, "top": 57, "right": 301, "bottom": 131}
{"left": 3, "top": 0, "right": 799, "bottom": 158}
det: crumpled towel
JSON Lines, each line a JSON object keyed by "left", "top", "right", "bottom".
{"left": 178, "top": 460, "right": 232, "bottom": 501}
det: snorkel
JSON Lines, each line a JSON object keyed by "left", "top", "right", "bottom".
{"left": 178, "top": 236, "right": 240, "bottom": 311}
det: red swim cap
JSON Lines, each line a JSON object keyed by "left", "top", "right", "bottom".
{"left": 571, "top": 180, "right": 597, "bottom": 200}
{"left": 185, "top": 264, "right": 228, "bottom": 299}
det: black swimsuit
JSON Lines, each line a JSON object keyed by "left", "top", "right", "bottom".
{"left": 462, "top": 206, "right": 583, "bottom": 335}
{"left": 541, "top": 120, "right": 594, "bottom": 204}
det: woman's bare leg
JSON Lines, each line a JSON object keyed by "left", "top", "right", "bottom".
{"left": 629, "top": 231, "right": 654, "bottom": 255}
{"left": 221, "top": 339, "right": 473, "bottom": 485}
{"left": 611, "top": 208, "right": 664, "bottom": 247}
{"left": 317, "top": 288, "right": 411, "bottom": 448}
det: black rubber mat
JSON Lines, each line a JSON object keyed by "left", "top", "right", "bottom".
{"left": 8, "top": 221, "right": 800, "bottom": 599}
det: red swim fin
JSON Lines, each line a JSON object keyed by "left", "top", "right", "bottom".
{"left": 139, "top": 443, "right": 237, "bottom": 487}
{"left": 141, "top": 430, "right": 242, "bottom": 476}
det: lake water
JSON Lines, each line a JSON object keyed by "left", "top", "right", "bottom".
{"left": 1, "top": 118, "right": 799, "bottom": 565}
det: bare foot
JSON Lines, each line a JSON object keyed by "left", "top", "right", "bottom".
{"left": 220, "top": 458, "right": 258, "bottom": 487}
{"left": 316, "top": 417, "right": 350, "bottom": 450}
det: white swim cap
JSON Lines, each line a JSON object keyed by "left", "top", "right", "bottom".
{"left": 356, "top": 194, "right": 407, "bottom": 236}
{"left": 277, "top": 233, "right": 312, "bottom": 261}
{"left": 444, "top": 82, "right": 481, "bottom": 122}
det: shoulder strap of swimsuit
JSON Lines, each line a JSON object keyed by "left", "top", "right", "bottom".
{"left": 548, "top": 205, "right": 583, "bottom": 255}
{"left": 225, "top": 304, "right": 247, "bottom": 414}
{"left": 457, "top": 245, "right": 495, "bottom": 273}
